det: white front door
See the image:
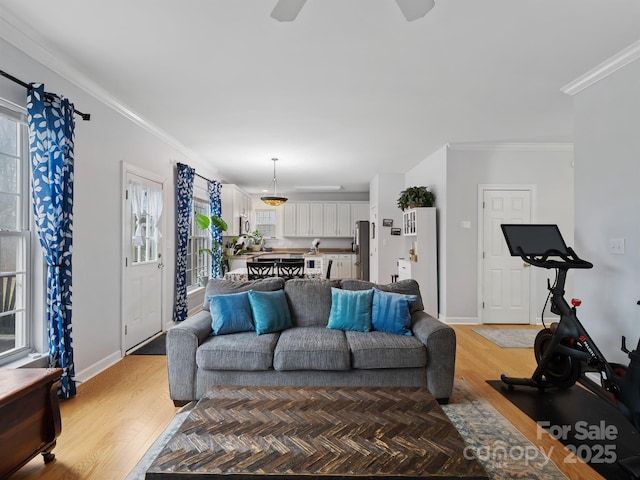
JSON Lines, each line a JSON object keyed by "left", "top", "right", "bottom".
{"left": 481, "top": 189, "right": 532, "bottom": 324}
{"left": 123, "top": 171, "right": 164, "bottom": 351}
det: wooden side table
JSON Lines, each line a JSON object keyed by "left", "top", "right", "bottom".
{"left": 0, "top": 368, "right": 63, "bottom": 479}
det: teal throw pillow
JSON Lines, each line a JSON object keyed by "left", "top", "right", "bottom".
{"left": 327, "top": 287, "right": 374, "bottom": 332}
{"left": 208, "top": 292, "right": 254, "bottom": 335}
{"left": 372, "top": 288, "right": 417, "bottom": 336}
{"left": 248, "top": 289, "right": 292, "bottom": 335}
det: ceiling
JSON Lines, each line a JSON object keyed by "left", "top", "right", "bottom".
{"left": 1, "top": 1, "right": 640, "bottom": 194}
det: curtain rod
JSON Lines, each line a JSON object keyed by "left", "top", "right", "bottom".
{"left": 177, "top": 162, "right": 215, "bottom": 184}
{"left": 0, "top": 69, "right": 91, "bottom": 121}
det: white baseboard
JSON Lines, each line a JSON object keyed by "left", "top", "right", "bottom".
{"left": 74, "top": 350, "right": 122, "bottom": 384}
{"left": 441, "top": 316, "right": 480, "bottom": 325}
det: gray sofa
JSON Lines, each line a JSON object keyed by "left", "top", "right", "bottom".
{"left": 167, "top": 278, "right": 456, "bottom": 406}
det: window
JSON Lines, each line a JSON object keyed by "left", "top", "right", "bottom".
{"left": 255, "top": 209, "right": 277, "bottom": 239}
{"left": 130, "top": 183, "right": 161, "bottom": 265}
{"left": 0, "top": 101, "right": 31, "bottom": 362}
{"left": 186, "top": 190, "right": 211, "bottom": 290}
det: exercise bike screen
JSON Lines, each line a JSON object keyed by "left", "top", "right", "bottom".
{"left": 501, "top": 224, "right": 569, "bottom": 257}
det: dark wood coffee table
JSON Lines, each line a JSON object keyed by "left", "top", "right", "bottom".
{"left": 146, "top": 385, "right": 488, "bottom": 479}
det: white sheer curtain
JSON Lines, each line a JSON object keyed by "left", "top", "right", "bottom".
{"left": 130, "top": 182, "right": 145, "bottom": 246}
{"left": 147, "top": 187, "right": 163, "bottom": 242}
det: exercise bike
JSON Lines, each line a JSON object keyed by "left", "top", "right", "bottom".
{"left": 499, "top": 224, "right": 640, "bottom": 436}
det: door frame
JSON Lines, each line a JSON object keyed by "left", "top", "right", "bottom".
{"left": 120, "top": 162, "right": 167, "bottom": 355}
{"left": 476, "top": 184, "right": 537, "bottom": 325}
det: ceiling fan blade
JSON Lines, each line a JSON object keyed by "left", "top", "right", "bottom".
{"left": 395, "top": 0, "right": 435, "bottom": 21}
{"left": 271, "top": 0, "right": 307, "bottom": 22}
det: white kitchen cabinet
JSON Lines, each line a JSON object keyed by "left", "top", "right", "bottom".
{"left": 283, "top": 202, "right": 368, "bottom": 238}
{"left": 336, "top": 203, "right": 352, "bottom": 237}
{"left": 309, "top": 203, "right": 323, "bottom": 237}
{"left": 322, "top": 203, "right": 351, "bottom": 237}
{"left": 325, "top": 254, "right": 354, "bottom": 279}
{"left": 323, "top": 203, "right": 337, "bottom": 236}
{"left": 283, "top": 204, "right": 296, "bottom": 236}
{"left": 221, "top": 184, "right": 252, "bottom": 236}
{"left": 296, "top": 203, "right": 310, "bottom": 236}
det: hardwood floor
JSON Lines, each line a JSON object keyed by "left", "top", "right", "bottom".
{"left": 13, "top": 325, "right": 603, "bottom": 480}
{"left": 12, "top": 355, "right": 178, "bottom": 480}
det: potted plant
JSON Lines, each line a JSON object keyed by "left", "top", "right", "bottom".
{"left": 397, "top": 186, "right": 435, "bottom": 211}
{"left": 194, "top": 213, "right": 229, "bottom": 279}
{"left": 248, "top": 229, "right": 263, "bottom": 252}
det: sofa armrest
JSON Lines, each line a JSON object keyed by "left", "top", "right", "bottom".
{"left": 411, "top": 311, "right": 456, "bottom": 402}
{"left": 167, "top": 311, "right": 212, "bottom": 404}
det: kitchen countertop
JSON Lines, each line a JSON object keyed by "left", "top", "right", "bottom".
{"left": 230, "top": 249, "right": 354, "bottom": 259}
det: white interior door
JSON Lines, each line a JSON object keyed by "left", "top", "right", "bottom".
{"left": 123, "top": 171, "right": 164, "bottom": 351}
{"left": 481, "top": 189, "right": 532, "bottom": 324}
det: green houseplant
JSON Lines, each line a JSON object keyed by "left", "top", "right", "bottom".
{"left": 397, "top": 186, "right": 435, "bottom": 211}
{"left": 194, "top": 213, "right": 229, "bottom": 282}
{"left": 248, "top": 229, "right": 264, "bottom": 252}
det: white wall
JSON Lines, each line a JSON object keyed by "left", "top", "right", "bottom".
{"left": 1, "top": 38, "right": 219, "bottom": 380}
{"left": 572, "top": 56, "right": 640, "bottom": 364}
{"left": 406, "top": 144, "right": 574, "bottom": 323}
{"left": 369, "top": 173, "right": 405, "bottom": 284}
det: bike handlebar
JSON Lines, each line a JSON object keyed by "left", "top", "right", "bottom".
{"left": 516, "top": 246, "right": 593, "bottom": 270}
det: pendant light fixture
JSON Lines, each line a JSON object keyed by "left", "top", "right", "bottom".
{"left": 261, "top": 158, "right": 288, "bottom": 206}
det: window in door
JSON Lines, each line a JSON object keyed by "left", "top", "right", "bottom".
{"left": 130, "top": 182, "right": 161, "bottom": 265}
{"left": 0, "top": 100, "right": 32, "bottom": 363}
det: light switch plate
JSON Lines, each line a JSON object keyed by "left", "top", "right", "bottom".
{"left": 608, "top": 238, "right": 625, "bottom": 255}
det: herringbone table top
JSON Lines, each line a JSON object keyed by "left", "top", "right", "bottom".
{"left": 146, "top": 385, "right": 488, "bottom": 479}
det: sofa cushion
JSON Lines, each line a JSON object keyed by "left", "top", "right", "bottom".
{"left": 208, "top": 292, "right": 254, "bottom": 335}
{"left": 203, "top": 277, "right": 285, "bottom": 311}
{"left": 372, "top": 288, "right": 417, "bottom": 336}
{"left": 345, "top": 331, "right": 427, "bottom": 369}
{"left": 248, "top": 290, "right": 293, "bottom": 335}
{"left": 341, "top": 279, "right": 424, "bottom": 313}
{"left": 274, "top": 327, "right": 350, "bottom": 371}
{"left": 196, "top": 332, "right": 279, "bottom": 370}
{"left": 327, "top": 287, "right": 374, "bottom": 332}
{"left": 284, "top": 279, "right": 339, "bottom": 327}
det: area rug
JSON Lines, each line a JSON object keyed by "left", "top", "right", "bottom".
{"left": 130, "top": 333, "right": 166, "bottom": 355}
{"left": 125, "top": 380, "right": 567, "bottom": 480}
{"left": 472, "top": 328, "right": 541, "bottom": 348}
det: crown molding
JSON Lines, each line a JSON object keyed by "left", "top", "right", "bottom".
{"left": 447, "top": 142, "right": 573, "bottom": 152}
{"left": 0, "top": 7, "right": 204, "bottom": 165}
{"left": 561, "top": 40, "right": 640, "bottom": 96}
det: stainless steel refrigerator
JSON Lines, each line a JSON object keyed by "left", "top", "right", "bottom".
{"left": 354, "top": 221, "right": 370, "bottom": 281}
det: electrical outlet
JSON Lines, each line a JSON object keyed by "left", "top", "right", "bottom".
{"left": 608, "top": 238, "right": 625, "bottom": 255}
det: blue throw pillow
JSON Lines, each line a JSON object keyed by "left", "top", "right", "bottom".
{"left": 247, "top": 289, "right": 292, "bottom": 335}
{"left": 208, "top": 292, "right": 254, "bottom": 335}
{"left": 327, "top": 287, "right": 374, "bottom": 332}
{"left": 372, "top": 288, "right": 417, "bottom": 336}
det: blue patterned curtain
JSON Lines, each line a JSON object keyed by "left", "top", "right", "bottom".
{"left": 174, "top": 164, "right": 195, "bottom": 322}
{"left": 208, "top": 180, "right": 223, "bottom": 278}
{"left": 27, "top": 84, "right": 76, "bottom": 399}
